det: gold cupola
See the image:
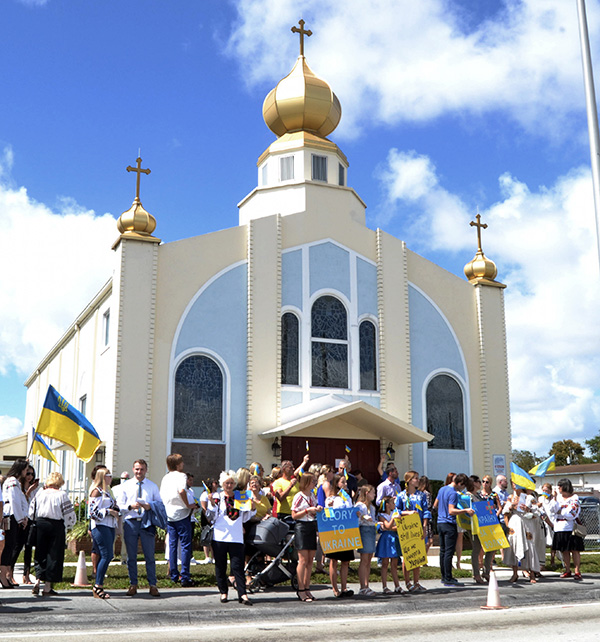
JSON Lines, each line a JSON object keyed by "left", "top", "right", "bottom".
{"left": 115, "top": 156, "right": 160, "bottom": 245}
{"left": 464, "top": 213, "right": 505, "bottom": 288}
{"left": 262, "top": 19, "right": 341, "bottom": 138}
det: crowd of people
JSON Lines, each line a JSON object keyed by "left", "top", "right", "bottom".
{"left": 0, "top": 454, "right": 588, "bottom": 603}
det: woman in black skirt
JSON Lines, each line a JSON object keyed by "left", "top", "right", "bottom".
{"left": 291, "top": 472, "right": 322, "bottom": 602}
{"left": 550, "top": 478, "right": 585, "bottom": 580}
{"left": 29, "top": 472, "right": 76, "bottom": 596}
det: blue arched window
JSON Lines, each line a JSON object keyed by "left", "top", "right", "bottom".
{"left": 359, "top": 320, "right": 377, "bottom": 391}
{"left": 174, "top": 355, "right": 223, "bottom": 440}
{"left": 426, "top": 374, "right": 464, "bottom": 450}
{"left": 281, "top": 312, "right": 300, "bottom": 385}
{"left": 311, "top": 295, "right": 348, "bottom": 388}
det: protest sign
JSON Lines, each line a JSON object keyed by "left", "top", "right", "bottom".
{"left": 396, "top": 512, "right": 427, "bottom": 571}
{"left": 317, "top": 506, "right": 362, "bottom": 553}
{"left": 472, "top": 500, "right": 509, "bottom": 552}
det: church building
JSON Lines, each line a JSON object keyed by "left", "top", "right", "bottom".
{"left": 24, "top": 22, "right": 511, "bottom": 490}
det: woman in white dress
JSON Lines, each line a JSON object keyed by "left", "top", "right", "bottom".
{"left": 503, "top": 485, "right": 539, "bottom": 583}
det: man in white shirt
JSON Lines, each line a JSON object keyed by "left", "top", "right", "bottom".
{"left": 116, "top": 459, "right": 163, "bottom": 597}
{"left": 160, "top": 453, "right": 197, "bottom": 587}
{"left": 493, "top": 475, "right": 509, "bottom": 507}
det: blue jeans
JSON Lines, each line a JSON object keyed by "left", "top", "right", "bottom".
{"left": 438, "top": 522, "right": 458, "bottom": 583}
{"left": 91, "top": 525, "right": 115, "bottom": 585}
{"left": 123, "top": 519, "right": 157, "bottom": 586}
{"left": 167, "top": 516, "right": 192, "bottom": 582}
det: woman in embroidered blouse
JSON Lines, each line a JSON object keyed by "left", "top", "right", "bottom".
{"left": 207, "top": 470, "right": 256, "bottom": 605}
{"left": 0, "top": 459, "right": 30, "bottom": 588}
{"left": 549, "top": 478, "right": 584, "bottom": 580}
{"left": 89, "top": 468, "right": 119, "bottom": 599}
{"left": 291, "top": 472, "right": 322, "bottom": 602}
{"left": 29, "top": 472, "right": 76, "bottom": 596}
{"left": 396, "top": 470, "right": 430, "bottom": 592}
{"left": 503, "top": 484, "right": 539, "bottom": 583}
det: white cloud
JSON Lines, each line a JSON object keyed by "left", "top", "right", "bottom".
{"left": 227, "top": 0, "right": 597, "bottom": 139}
{"left": 0, "top": 147, "right": 116, "bottom": 377}
{"left": 0, "top": 416, "right": 25, "bottom": 441}
{"left": 375, "top": 147, "right": 600, "bottom": 455}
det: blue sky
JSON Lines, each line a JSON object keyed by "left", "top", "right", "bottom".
{"left": 1, "top": 0, "right": 599, "bottom": 458}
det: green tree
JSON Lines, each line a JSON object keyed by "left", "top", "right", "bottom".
{"left": 511, "top": 449, "right": 540, "bottom": 472}
{"left": 549, "top": 439, "right": 586, "bottom": 466}
{"left": 585, "top": 432, "right": 600, "bottom": 460}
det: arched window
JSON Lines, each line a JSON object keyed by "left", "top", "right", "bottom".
{"left": 426, "top": 374, "right": 464, "bottom": 450}
{"left": 174, "top": 355, "right": 223, "bottom": 440}
{"left": 359, "top": 320, "right": 377, "bottom": 390}
{"left": 311, "top": 295, "right": 348, "bottom": 388}
{"left": 281, "top": 312, "right": 300, "bottom": 385}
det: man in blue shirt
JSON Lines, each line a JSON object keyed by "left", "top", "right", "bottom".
{"left": 436, "top": 473, "right": 474, "bottom": 587}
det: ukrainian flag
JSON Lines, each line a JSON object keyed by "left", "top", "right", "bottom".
{"left": 31, "top": 431, "right": 58, "bottom": 464}
{"left": 528, "top": 455, "right": 556, "bottom": 478}
{"left": 36, "top": 385, "right": 101, "bottom": 462}
{"left": 510, "top": 461, "right": 536, "bottom": 491}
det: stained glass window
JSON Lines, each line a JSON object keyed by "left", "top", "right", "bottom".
{"left": 281, "top": 312, "right": 300, "bottom": 385}
{"left": 426, "top": 374, "right": 464, "bottom": 450}
{"left": 174, "top": 355, "right": 223, "bottom": 441}
{"left": 359, "top": 320, "right": 377, "bottom": 390}
{"left": 311, "top": 295, "right": 348, "bottom": 388}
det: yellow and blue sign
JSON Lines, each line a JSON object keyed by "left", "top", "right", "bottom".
{"left": 396, "top": 512, "right": 427, "bottom": 571}
{"left": 472, "top": 500, "right": 509, "bottom": 552}
{"left": 317, "top": 506, "right": 362, "bottom": 553}
{"left": 36, "top": 385, "right": 101, "bottom": 462}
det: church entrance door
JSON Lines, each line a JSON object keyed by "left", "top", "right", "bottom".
{"left": 281, "top": 437, "right": 381, "bottom": 486}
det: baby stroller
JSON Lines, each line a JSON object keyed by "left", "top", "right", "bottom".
{"left": 245, "top": 517, "right": 298, "bottom": 593}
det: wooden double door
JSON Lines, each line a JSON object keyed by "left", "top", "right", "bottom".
{"left": 281, "top": 436, "right": 381, "bottom": 485}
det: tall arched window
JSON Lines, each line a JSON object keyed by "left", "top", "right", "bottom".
{"left": 174, "top": 355, "right": 223, "bottom": 440}
{"left": 281, "top": 312, "right": 300, "bottom": 385}
{"left": 359, "top": 320, "right": 377, "bottom": 391}
{"left": 426, "top": 374, "right": 464, "bottom": 449}
{"left": 311, "top": 295, "right": 348, "bottom": 388}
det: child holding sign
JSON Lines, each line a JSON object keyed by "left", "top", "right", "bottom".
{"left": 325, "top": 474, "right": 355, "bottom": 598}
{"left": 375, "top": 496, "right": 404, "bottom": 594}
{"left": 355, "top": 485, "right": 377, "bottom": 596}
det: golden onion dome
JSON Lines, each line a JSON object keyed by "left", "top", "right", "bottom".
{"left": 263, "top": 55, "right": 341, "bottom": 138}
{"left": 117, "top": 197, "right": 157, "bottom": 236}
{"left": 464, "top": 250, "right": 498, "bottom": 282}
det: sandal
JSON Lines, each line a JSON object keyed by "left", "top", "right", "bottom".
{"left": 92, "top": 585, "right": 110, "bottom": 600}
{"left": 32, "top": 583, "right": 40, "bottom": 596}
{"left": 382, "top": 587, "right": 393, "bottom": 594}
{"left": 509, "top": 573, "right": 518, "bottom": 583}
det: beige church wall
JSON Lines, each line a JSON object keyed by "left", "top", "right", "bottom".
{"left": 150, "top": 225, "right": 248, "bottom": 472}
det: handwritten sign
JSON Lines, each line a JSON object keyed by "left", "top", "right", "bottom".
{"left": 317, "top": 506, "right": 362, "bottom": 553}
{"left": 472, "top": 500, "right": 509, "bottom": 552}
{"left": 396, "top": 512, "right": 427, "bottom": 571}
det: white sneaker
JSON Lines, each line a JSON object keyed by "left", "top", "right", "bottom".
{"left": 190, "top": 558, "right": 199, "bottom": 565}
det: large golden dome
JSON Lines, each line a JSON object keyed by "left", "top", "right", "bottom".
{"left": 262, "top": 55, "right": 341, "bottom": 138}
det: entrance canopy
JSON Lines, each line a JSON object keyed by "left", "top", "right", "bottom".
{"left": 260, "top": 400, "right": 432, "bottom": 445}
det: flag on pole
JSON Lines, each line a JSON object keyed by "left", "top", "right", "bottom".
{"left": 528, "top": 455, "right": 556, "bottom": 478}
{"left": 31, "top": 431, "right": 58, "bottom": 464}
{"left": 35, "top": 385, "right": 101, "bottom": 462}
{"left": 345, "top": 445, "right": 351, "bottom": 454}
{"left": 510, "top": 462, "right": 536, "bottom": 491}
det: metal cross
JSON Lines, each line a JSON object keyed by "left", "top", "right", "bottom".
{"left": 126, "top": 156, "right": 151, "bottom": 201}
{"left": 291, "top": 19, "right": 312, "bottom": 56}
{"left": 469, "top": 213, "right": 488, "bottom": 253}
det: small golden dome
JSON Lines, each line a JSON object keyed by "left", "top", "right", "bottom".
{"left": 263, "top": 55, "right": 341, "bottom": 138}
{"left": 464, "top": 250, "right": 498, "bottom": 282}
{"left": 117, "top": 197, "right": 157, "bottom": 236}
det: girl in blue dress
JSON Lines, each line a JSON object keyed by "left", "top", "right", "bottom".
{"left": 375, "top": 496, "right": 404, "bottom": 594}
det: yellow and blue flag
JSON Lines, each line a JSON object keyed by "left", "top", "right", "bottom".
{"left": 345, "top": 444, "right": 351, "bottom": 454}
{"left": 31, "top": 431, "right": 58, "bottom": 464}
{"left": 510, "top": 462, "right": 536, "bottom": 491}
{"left": 234, "top": 490, "right": 252, "bottom": 511}
{"left": 35, "top": 385, "right": 101, "bottom": 462}
{"left": 528, "top": 455, "right": 556, "bottom": 478}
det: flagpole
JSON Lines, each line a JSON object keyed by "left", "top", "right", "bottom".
{"left": 576, "top": 0, "right": 600, "bottom": 272}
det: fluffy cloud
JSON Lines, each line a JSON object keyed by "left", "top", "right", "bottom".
{"left": 0, "top": 146, "right": 116, "bottom": 377}
{"left": 0, "top": 416, "right": 24, "bottom": 440}
{"left": 375, "top": 147, "right": 600, "bottom": 454}
{"left": 227, "top": 0, "right": 597, "bottom": 139}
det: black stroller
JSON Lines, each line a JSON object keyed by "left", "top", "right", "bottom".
{"left": 244, "top": 517, "right": 299, "bottom": 593}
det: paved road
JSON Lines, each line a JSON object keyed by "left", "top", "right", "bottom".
{"left": 1, "top": 572, "right": 600, "bottom": 641}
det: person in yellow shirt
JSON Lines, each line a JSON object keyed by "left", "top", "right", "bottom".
{"left": 272, "top": 456, "right": 309, "bottom": 524}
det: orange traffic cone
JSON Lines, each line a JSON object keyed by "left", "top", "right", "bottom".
{"left": 480, "top": 570, "right": 507, "bottom": 610}
{"left": 71, "top": 550, "right": 91, "bottom": 587}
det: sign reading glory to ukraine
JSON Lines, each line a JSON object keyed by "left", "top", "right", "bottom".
{"left": 472, "top": 500, "right": 509, "bottom": 552}
{"left": 36, "top": 385, "right": 102, "bottom": 462}
{"left": 317, "top": 506, "right": 362, "bottom": 553}
{"left": 396, "top": 512, "right": 427, "bottom": 571}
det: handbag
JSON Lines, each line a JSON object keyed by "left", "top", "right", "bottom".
{"left": 26, "top": 500, "right": 37, "bottom": 547}
{"left": 573, "top": 520, "right": 587, "bottom": 538}
{"left": 199, "top": 523, "right": 213, "bottom": 547}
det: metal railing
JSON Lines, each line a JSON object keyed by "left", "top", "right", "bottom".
{"left": 580, "top": 505, "right": 600, "bottom": 550}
